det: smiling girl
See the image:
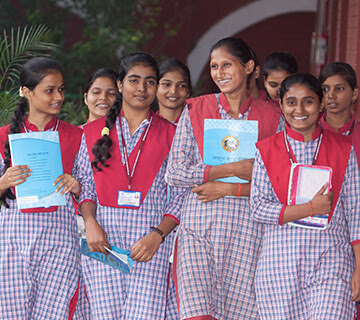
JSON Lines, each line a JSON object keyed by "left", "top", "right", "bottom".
{"left": 83, "top": 68, "right": 118, "bottom": 123}
{"left": 166, "top": 37, "right": 281, "bottom": 320}
{"left": 251, "top": 73, "right": 360, "bottom": 319}
{"left": 78, "top": 52, "right": 184, "bottom": 319}
{"left": 0, "top": 57, "right": 87, "bottom": 319}
{"left": 157, "top": 58, "right": 192, "bottom": 123}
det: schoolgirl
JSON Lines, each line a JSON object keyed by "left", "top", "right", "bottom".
{"left": 165, "top": 37, "right": 281, "bottom": 320}
{"left": 83, "top": 68, "right": 118, "bottom": 124}
{"left": 77, "top": 52, "right": 183, "bottom": 319}
{"left": 251, "top": 73, "right": 360, "bottom": 319}
{"left": 318, "top": 62, "right": 360, "bottom": 162}
{"left": 156, "top": 58, "right": 192, "bottom": 123}
{"left": 262, "top": 51, "right": 298, "bottom": 105}
{"left": 0, "top": 57, "right": 88, "bottom": 319}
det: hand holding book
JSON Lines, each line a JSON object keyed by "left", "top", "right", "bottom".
{"left": 309, "top": 182, "right": 334, "bottom": 216}
{"left": 287, "top": 164, "right": 333, "bottom": 229}
{"left": 53, "top": 173, "right": 82, "bottom": 196}
{"left": 0, "top": 165, "right": 31, "bottom": 194}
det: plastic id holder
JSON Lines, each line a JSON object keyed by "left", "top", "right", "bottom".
{"left": 117, "top": 190, "right": 141, "bottom": 208}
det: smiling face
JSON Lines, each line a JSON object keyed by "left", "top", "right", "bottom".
{"left": 264, "top": 69, "right": 291, "bottom": 101}
{"left": 321, "top": 74, "right": 358, "bottom": 117}
{"left": 24, "top": 71, "right": 65, "bottom": 120}
{"left": 157, "top": 69, "right": 190, "bottom": 111}
{"left": 280, "top": 83, "right": 320, "bottom": 141}
{"left": 210, "top": 46, "right": 253, "bottom": 97}
{"left": 84, "top": 77, "right": 117, "bottom": 121}
{"left": 118, "top": 64, "right": 158, "bottom": 112}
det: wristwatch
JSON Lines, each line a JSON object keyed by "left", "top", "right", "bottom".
{"left": 150, "top": 226, "right": 165, "bottom": 243}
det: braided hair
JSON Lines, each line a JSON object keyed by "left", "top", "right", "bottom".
{"left": 91, "top": 52, "right": 159, "bottom": 171}
{"left": 1, "top": 57, "right": 63, "bottom": 207}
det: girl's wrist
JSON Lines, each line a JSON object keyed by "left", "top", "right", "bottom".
{"left": 72, "top": 183, "right": 82, "bottom": 198}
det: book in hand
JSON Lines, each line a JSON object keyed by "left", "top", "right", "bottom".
{"left": 203, "top": 118, "right": 258, "bottom": 185}
{"left": 287, "top": 163, "right": 332, "bottom": 230}
{"left": 8, "top": 131, "right": 66, "bottom": 209}
{"left": 80, "top": 238, "right": 134, "bottom": 274}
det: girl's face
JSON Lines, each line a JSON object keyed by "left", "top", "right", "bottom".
{"left": 25, "top": 71, "right": 65, "bottom": 118}
{"left": 157, "top": 70, "right": 190, "bottom": 111}
{"left": 117, "top": 64, "right": 157, "bottom": 112}
{"left": 84, "top": 77, "right": 117, "bottom": 121}
{"left": 210, "top": 46, "right": 253, "bottom": 96}
{"left": 264, "top": 69, "right": 291, "bottom": 101}
{"left": 280, "top": 83, "right": 320, "bottom": 140}
{"left": 321, "top": 74, "right": 358, "bottom": 116}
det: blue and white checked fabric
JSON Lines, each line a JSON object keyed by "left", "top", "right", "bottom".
{"left": 0, "top": 149, "right": 87, "bottom": 319}
{"left": 78, "top": 115, "right": 183, "bottom": 320}
{"left": 165, "top": 93, "right": 280, "bottom": 320}
{"left": 250, "top": 133, "right": 360, "bottom": 319}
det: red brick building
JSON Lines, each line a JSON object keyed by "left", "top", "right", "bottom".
{"left": 322, "top": 0, "right": 360, "bottom": 118}
{"left": 145, "top": 0, "right": 318, "bottom": 93}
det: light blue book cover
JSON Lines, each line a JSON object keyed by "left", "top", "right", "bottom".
{"left": 203, "top": 119, "right": 258, "bottom": 183}
{"left": 9, "top": 131, "right": 66, "bottom": 209}
{"left": 80, "top": 238, "right": 134, "bottom": 274}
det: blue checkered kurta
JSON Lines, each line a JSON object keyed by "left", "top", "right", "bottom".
{"left": 165, "top": 93, "right": 282, "bottom": 320}
{"left": 250, "top": 132, "right": 360, "bottom": 320}
{"left": 78, "top": 116, "right": 183, "bottom": 320}
{"left": 0, "top": 137, "right": 88, "bottom": 319}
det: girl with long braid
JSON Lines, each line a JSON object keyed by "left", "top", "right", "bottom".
{"left": 78, "top": 52, "right": 183, "bottom": 319}
{"left": 0, "top": 57, "right": 89, "bottom": 319}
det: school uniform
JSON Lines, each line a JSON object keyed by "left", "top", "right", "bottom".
{"left": 0, "top": 116, "right": 89, "bottom": 319}
{"left": 165, "top": 93, "right": 281, "bottom": 320}
{"left": 251, "top": 126, "right": 360, "bottom": 319}
{"left": 78, "top": 110, "right": 183, "bottom": 320}
{"left": 319, "top": 114, "right": 360, "bottom": 165}
{"left": 257, "top": 89, "right": 281, "bottom": 110}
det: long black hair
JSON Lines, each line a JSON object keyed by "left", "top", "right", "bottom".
{"left": 1, "top": 57, "right": 63, "bottom": 207}
{"left": 91, "top": 52, "right": 159, "bottom": 171}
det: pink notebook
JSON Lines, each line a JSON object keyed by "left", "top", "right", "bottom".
{"left": 287, "top": 163, "right": 332, "bottom": 230}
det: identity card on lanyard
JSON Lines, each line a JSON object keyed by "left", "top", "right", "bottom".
{"left": 117, "top": 116, "right": 153, "bottom": 208}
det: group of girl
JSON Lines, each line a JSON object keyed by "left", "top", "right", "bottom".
{"left": 0, "top": 35, "right": 359, "bottom": 320}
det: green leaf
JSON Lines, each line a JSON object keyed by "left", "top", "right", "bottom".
{"left": 0, "top": 25, "right": 58, "bottom": 91}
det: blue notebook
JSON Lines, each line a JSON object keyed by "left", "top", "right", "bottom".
{"left": 8, "top": 131, "right": 66, "bottom": 209}
{"left": 203, "top": 119, "right": 258, "bottom": 183}
{"left": 80, "top": 238, "right": 134, "bottom": 274}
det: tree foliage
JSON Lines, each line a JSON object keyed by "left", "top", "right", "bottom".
{"left": 0, "top": 25, "right": 58, "bottom": 125}
{"left": 0, "top": 0, "right": 181, "bottom": 125}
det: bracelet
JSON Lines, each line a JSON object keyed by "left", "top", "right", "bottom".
{"left": 236, "top": 183, "right": 242, "bottom": 197}
{"left": 150, "top": 226, "right": 165, "bottom": 243}
{"left": 308, "top": 201, "right": 314, "bottom": 217}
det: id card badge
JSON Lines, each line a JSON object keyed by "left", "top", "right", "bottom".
{"left": 117, "top": 190, "right": 141, "bottom": 208}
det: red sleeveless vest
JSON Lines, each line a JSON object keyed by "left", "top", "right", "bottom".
{"left": 83, "top": 111, "right": 176, "bottom": 209}
{"left": 0, "top": 118, "right": 82, "bottom": 213}
{"left": 187, "top": 93, "right": 280, "bottom": 158}
{"left": 256, "top": 126, "right": 351, "bottom": 222}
